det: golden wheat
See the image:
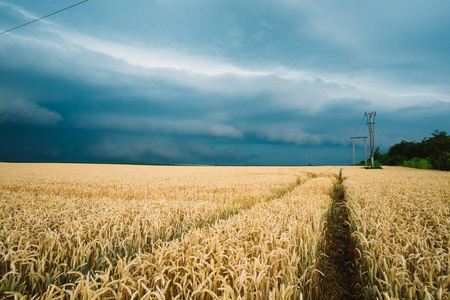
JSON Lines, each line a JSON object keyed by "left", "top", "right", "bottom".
{"left": 0, "top": 163, "right": 339, "bottom": 298}
{"left": 344, "top": 166, "right": 450, "bottom": 299}
{"left": 3, "top": 163, "right": 448, "bottom": 299}
{"left": 73, "top": 176, "right": 334, "bottom": 299}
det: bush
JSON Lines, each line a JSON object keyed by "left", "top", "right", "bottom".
{"left": 373, "top": 160, "right": 383, "bottom": 169}
{"left": 403, "top": 157, "right": 432, "bottom": 169}
{"left": 365, "top": 160, "right": 383, "bottom": 169}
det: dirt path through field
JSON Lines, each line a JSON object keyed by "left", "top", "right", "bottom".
{"left": 319, "top": 170, "right": 361, "bottom": 299}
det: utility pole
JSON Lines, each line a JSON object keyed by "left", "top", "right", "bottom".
{"left": 365, "top": 111, "right": 376, "bottom": 168}
{"left": 350, "top": 136, "right": 367, "bottom": 166}
{"left": 364, "top": 137, "right": 367, "bottom": 167}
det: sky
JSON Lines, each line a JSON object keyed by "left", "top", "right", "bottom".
{"left": 1, "top": 0, "right": 449, "bottom": 165}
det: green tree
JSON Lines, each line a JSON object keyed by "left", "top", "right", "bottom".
{"left": 423, "top": 130, "right": 450, "bottom": 171}
{"left": 374, "top": 146, "right": 388, "bottom": 164}
{"left": 386, "top": 154, "right": 409, "bottom": 166}
{"left": 387, "top": 140, "right": 426, "bottom": 159}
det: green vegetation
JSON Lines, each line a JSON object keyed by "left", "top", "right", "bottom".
{"left": 363, "top": 160, "right": 383, "bottom": 169}
{"left": 402, "top": 157, "right": 432, "bottom": 169}
{"left": 372, "top": 130, "right": 450, "bottom": 171}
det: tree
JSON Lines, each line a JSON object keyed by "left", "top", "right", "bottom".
{"left": 374, "top": 146, "right": 388, "bottom": 164}
{"left": 386, "top": 154, "right": 409, "bottom": 166}
{"left": 371, "top": 130, "right": 449, "bottom": 170}
{"left": 387, "top": 140, "right": 426, "bottom": 159}
{"left": 423, "top": 130, "right": 450, "bottom": 171}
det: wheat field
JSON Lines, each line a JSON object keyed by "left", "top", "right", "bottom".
{"left": 344, "top": 166, "right": 450, "bottom": 299}
{"left": 0, "top": 163, "right": 448, "bottom": 299}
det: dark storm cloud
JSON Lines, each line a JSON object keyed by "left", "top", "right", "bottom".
{"left": 0, "top": 98, "right": 62, "bottom": 125}
{"left": 85, "top": 137, "right": 259, "bottom": 165}
{"left": 0, "top": 1, "right": 449, "bottom": 165}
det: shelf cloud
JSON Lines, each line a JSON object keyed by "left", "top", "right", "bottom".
{"left": 0, "top": 0, "right": 449, "bottom": 165}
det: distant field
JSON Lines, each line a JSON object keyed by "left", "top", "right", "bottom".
{"left": 0, "top": 163, "right": 448, "bottom": 299}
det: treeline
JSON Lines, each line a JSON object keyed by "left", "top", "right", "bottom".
{"left": 372, "top": 130, "right": 450, "bottom": 171}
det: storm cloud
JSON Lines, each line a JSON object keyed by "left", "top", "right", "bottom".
{"left": 0, "top": 98, "right": 62, "bottom": 125}
{"left": 0, "top": 0, "right": 449, "bottom": 165}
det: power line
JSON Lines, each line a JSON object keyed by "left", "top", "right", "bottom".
{"left": 0, "top": 0, "right": 89, "bottom": 36}
{"left": 353, "top": 114, "right": 366, "bottom": 136}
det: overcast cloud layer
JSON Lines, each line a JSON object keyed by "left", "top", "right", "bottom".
{"left": 1, "top": 0, "right": 449, "bottom": 165}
